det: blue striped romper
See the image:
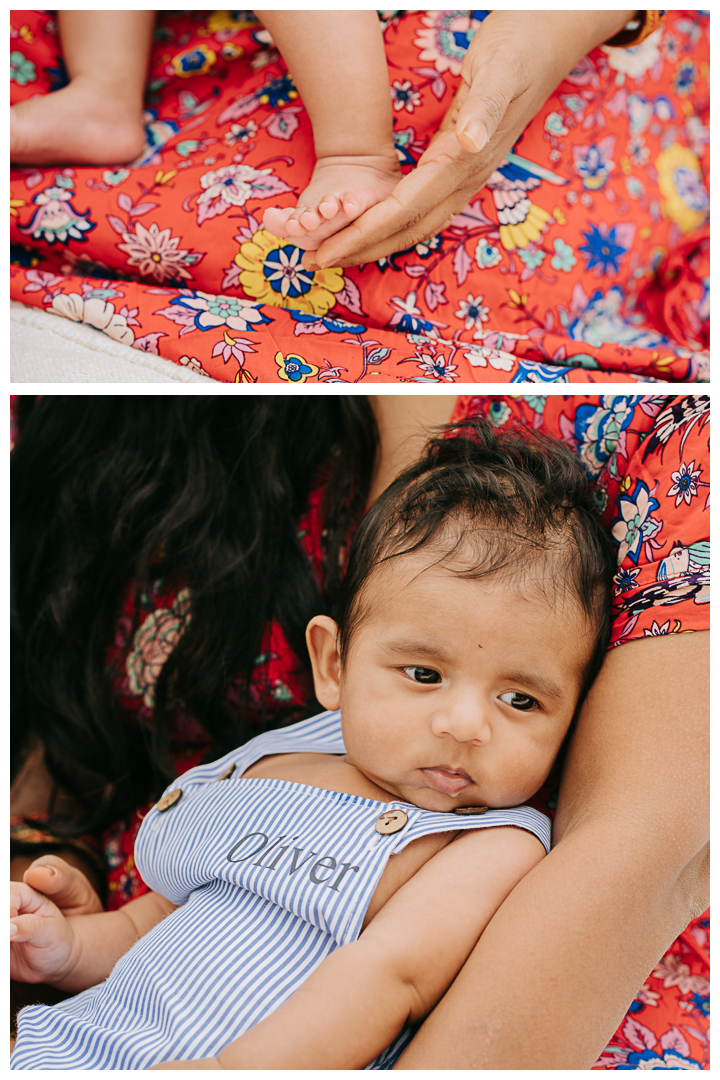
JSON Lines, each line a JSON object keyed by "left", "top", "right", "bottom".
{"left": 12, "top": 710, "right": 552, "bottom": 1071}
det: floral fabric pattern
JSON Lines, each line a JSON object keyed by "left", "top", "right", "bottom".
{"left": 10, "top": 10, "right": 709, "bottom": 383}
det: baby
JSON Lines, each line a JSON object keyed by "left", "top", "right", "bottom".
{"left": 10, "top": 419, "right": 615, "bottom": 1070}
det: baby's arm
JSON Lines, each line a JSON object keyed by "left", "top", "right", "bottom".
{"left": 153, "top": 824, "right": 545, "bottom": 1070}
{"left": 11, "top": 879, "right": 177, "bottom": 993}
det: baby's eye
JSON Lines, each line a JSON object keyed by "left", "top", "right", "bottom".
{"left": 402, "top": 666, "right": 441, "bottom": 684}
{"left": 499, "top": 691, "right": 539, "bottom": 711}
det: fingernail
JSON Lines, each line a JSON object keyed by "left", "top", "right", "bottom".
{"left": 35, "top": 863, "right": 57, "bottom": 876}
{"left": 459, "top": 119, "right": 488, "bottom": 153}
{"left": 10, "top": 923, "right": 17, "bottom": 936}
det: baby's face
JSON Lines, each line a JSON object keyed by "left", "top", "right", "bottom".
{"left": 338, "top": 553, "right": 594, "bottom": 812}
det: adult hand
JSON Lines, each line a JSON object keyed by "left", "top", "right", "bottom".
{"left": 21, "top": 854, "right": 104, "bottom": 917}
{"left": 303, "top": 10, "right": 634, "bottom": 270}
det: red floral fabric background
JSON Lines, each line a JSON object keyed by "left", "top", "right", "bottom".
{"left": 10, "top": 11, "right": 709, "bottom": 384}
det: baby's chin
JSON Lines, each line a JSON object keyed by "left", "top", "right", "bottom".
{"left": 401, "top": 784, "right": 540, "bottom": 814}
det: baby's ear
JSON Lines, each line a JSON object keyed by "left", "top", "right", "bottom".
{"left": 306, "top": 616, "right": 341, "bottom": 711}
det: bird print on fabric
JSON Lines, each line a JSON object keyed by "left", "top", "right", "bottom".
{"left": 488, "top": 151, "right": 568, "bottom": 251}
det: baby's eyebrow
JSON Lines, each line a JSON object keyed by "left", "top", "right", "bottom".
{"left": 501, "top": 669, "right": 565, "bottom": 702}
{"left": 381, "top": 639, "right": 452, "bottom": 665}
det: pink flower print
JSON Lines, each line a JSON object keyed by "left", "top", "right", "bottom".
{"left": 667, "top": 461, "right": 702, "bottom": 507}
{"left": 463, "top": 346, "right": 514, "bottom": 372}
{"left": 413, "top": 12, "right": 483, "bottom": 76}
{"left": 391, "top": 80, "right": 421, "bottom": 113}
{"left": 414, "top": 351, "right": 458, "bottom": 381}
{"left": 455, "top": 292, "right": 489, "bottom": 332}
{"left": 635, "top": 983, "right": 661, "bottom": 1008}
{"left": 652, "top": 953, "right": 710, "bottom": 997}
{"left": 643, "top": 619, "right": 674, "bottom": 637}
{"left": 125, "top": 589, "right": 191, "bottom": 708}
{"left": 117, "top": 222, "right": 197, "bottom": 284}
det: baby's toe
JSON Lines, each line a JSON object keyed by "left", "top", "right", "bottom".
{"left": 263, "top": 206, "right": 294, "bottom": 238}
{"left": 316, "top": 194, "right": 341, "bottom": 221}
{"left": 284, "top": 215, "right": 308, "bottom": 237}
{"left": 299, "top": 206, "right": 325, "bottom": 231}
{"left": 338, "top": 192, "right": 366, "bottom": 220}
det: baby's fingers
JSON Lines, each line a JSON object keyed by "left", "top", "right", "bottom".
{"left": 10, "top": 911, "right": 49, "bottom": 942}
{"left": 11, "top": 878, "right": 48, "bottom": 918}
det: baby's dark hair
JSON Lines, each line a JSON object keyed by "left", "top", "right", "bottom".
{"left": 334, "top": 416, "right": 616, "bottom": 703}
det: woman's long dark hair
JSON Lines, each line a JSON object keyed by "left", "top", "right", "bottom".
{"left": 11, "top": 396, "right": 377, "bottom": 831}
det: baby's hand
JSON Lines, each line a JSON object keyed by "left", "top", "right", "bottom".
{"left": 10, "top": 879, "right": 78, "bottom": 985}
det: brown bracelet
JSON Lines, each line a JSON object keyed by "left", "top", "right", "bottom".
{"left": 604, "top": 11, "right": 664, "bottom": 48}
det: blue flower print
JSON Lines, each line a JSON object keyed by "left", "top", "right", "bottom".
{"left": 10, "top": 50, "right": 36, "bottom": 86}
{"left": 618, "top": 1048, "right": 702, "bottom": 1069}
{"left": 570, "top": 396, "right": 640, "bottom": 476}
{"left": 573, "top": 141, "right": 615, "bottom": 190}
{"left": 551, "top": 238, "right": 576, "bottom": 272}
{"left": 689, "top": 992, "right": 710, "bottom": 1018}
{"left": 611, "top": 479, "right": 661, "bottom": 565}
{"left": 258, "top": 74, "right": 298, "bottom": 110}
{"left": 579, "top": 223, "right": 628, "bottom": 275}
{"left": 614, "top": 567, "right": 640, "bottom": 593}
{"left": 674, "top": 59, "right": 696, "bottom": 96}
{"left": 517, "top": 247, "right": 545, "bottom": 271}
{"left": 264, "top": 245, "right": 314, "bottom": 300}
{"left": 511, "top": 362, "right": 569, "bottom": 383}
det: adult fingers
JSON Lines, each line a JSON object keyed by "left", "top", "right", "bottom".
{"left": 452, "top": 18, "right": 529, "bottom": 154}
{"left": 305, "top": 131, "right": 481, "bottom": 268}
{"left": 24, "top": 854, "right": 103, "bottom": 916}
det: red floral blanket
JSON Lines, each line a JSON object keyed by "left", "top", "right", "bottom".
{"left": 10, "top": 11, "right": 709, "bottom": 383}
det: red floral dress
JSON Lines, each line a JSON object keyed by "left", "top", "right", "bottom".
{"left": 10, "top": 11, "right": 709, "bottom": 383}
{"left": 92, "top": 394, "right": 710, "bottom": 1069}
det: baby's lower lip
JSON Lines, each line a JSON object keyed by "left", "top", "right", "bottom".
{"left": 421, "top": 767, "right": 474, "bottom": 796}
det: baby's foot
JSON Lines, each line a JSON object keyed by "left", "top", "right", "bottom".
{"left": 263, "top": 153, "right": 402, "bottom": 251}
{"left": 11, "top": 76, "right": 146, "bottom": 166}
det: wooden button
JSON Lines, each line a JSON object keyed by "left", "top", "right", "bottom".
{"left": 156, "top": 788, "right": 183, "bottom": 813}
{"left": 217, "top": 764, "right": 236, "bottom": 781}
{"left": 453, "top": 806, "right": 488, "bottom": 816}
{"left": 375, "top": 809, "right": 408, "bottom": 834}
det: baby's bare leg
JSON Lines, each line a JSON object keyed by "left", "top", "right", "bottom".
{"left": 259, "top": 11, "right": 401, "bottom": 250}
{"left": 11, "top": 10, "right": 155, "bottom": 166}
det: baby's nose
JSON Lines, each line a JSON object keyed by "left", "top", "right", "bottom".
{"left": 431, "top": 698, "right": 491, "bottom": 743}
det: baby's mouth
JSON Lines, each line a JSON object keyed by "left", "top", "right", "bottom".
{"left": 421, "top": 766, "right": 474, "bottom": 796}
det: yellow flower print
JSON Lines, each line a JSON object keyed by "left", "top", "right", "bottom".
{"left": 656, "top": 145, "right": 709, "bottom": 234}
{"left": 207, "top": 11, "right": 257, "bottom": 35}
{"left": 10, "top": 195, "right": 26, "bottom": 218}
{"left": 171, "top": 44, "right": 217, "bottom": 79}
{"left": 235, "top": 228, "right": 344, "bottom": 316}
{"left": 499, "top": 203, "right": 552, "bottom": 251}
{"left": 275, "top": 351, "right": 318, "bottom": 383}
{"left": 506, "top": 289, "right": 529, "bottom": 309}
{"left": 235, "top": 368, "right": 257, "bottom": 383}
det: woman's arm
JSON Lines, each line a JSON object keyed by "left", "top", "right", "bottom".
{"left": 395, "top": 631, "right": 709, "bottom": 1069}
{"left": 150, "top": 825, "right": 545, "bottom": 1070}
